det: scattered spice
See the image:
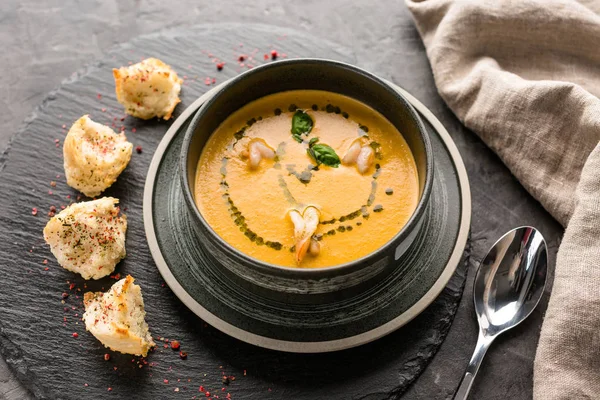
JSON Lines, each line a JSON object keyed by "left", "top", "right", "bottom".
{"left": 270, "top": 50, "right": 278, "bottom": 60}
{"left": 62, "top": 292, "right": 69, "bottom": 299}
{"left": 238, "top": 55, "right": 246, "bottom": 62}
{"left": 222, "top": 376, "right": 230, "bottom": 385}
{"left": 171, "top": 340, "right": 180, "bottom": 350}
{"left": 104, "top": 353, "right": 111, "bottom": 361}
{"left": 217, "top": 62, "right": 225, "bottom": 71}
{"left": 179, "top": 351, "right": 188, "bottom": 360}
{"left": 31, "top": 207, "right": 38, "bottom": 216}
{"left": 50, "top": 181, "right": 56, "bottom": 187}
{"left": 72, "top": 332, "right": 78, "bottom": 338}
{"left": 135, "top": 146, "right": 143, "bottom": 154}
{"left": 42, "top": 259, "right": 48, "bottom": 265}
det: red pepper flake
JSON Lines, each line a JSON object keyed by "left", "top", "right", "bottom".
{"left": 69, "top": 283, "right": 76, "bottom": 290}
{"left": 44, "top": 267, "right": 49, "bottom": 271}
{"left": 97, "top": 93, "right": 102, "bottom": 100}
{"left": 104, "top": 353, "right": 111, "bottom": 361}
{"left": 50, "top": 181, "right": 57, "bottom": 187}
{"left": 216, "top": 62, "right": 225, "bottom": 71}
{"left": 84, "top": 383, "right": 88, "bottom": 387}
{"left": 48, "top": 190, "right": 53, "bottom": 196}
{"left": 72, "top": 332, "right": 78, "bottom": 338}
{"left": 101, "top": 108, "right": 107, "bottom": 112}
{"left": 238, "top": 55, "right": 246, "bottom": 62}
{"left": 31, "top": 207, "right": 38, "bottom": 216}
{"left": 205, "top": 392, "right": 210, "bottom": 398}
{"left": 263, "top": 54, "right": 269, "bottom": 60}
{"left": 43, "top": 259, "right": 48, "bottom": 265}
{"left": 164, "top": 379, "right": 169, "bottom": 384}
{"left": 135, "top": 146, "right": 142, "bottom": 154}
{"left": 199, "top": 386, "right": 205, "bottom": 392}
{"left": 222, "top": 376, "right": 230, "bottom": 385}
{"left": 271, "top": 50, "right": 278, "bottom": 60}
{"left": 171, "top": 340, "right": 180, "bottom": 350}
{"left": 107, "top": 387, "right": 112, "bottom": 392}
{"left": 204, "top": 77, "right": 212, "bottom": 85}
{"left": 179, "top": 351, "right": 187, "bottom": 360}
{"left": 131, "top": 128, "right": 137, "bottom": 133}
{"left": 62, "top": 292, "right": 69, "bottom": 299}
{"left": 62, "top": 124, "right": 66, "bottom": 129}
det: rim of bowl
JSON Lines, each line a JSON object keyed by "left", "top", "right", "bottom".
{"left": 180, "top": 58, "right": 434, "bottom": 277}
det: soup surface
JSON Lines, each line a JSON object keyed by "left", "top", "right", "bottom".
{"left": 194, "top": 90, "right": 419, "bottom": 268}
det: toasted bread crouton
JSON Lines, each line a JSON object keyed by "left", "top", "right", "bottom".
{"left": 63, "top": 115, "right": 132, "bottom": 197}
{"left": 43, "top": 197, "right": 127, "bottom": 279}
{"left": 113, "top": 57, "right": 182, "bottom": 120}
{"left": 83, "top": 275, "right": 155, "bottom": 356}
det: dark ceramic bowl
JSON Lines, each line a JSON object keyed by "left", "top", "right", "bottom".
{"left": 181, "top": 58, "right": 433, "bottom": 303}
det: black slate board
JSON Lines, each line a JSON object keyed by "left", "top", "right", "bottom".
{"left": 0, "top": 24, "right": 468, "bottom": 399}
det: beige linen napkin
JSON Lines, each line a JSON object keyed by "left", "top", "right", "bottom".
{"left": 405, "top": 0, "right": 600, "bottom": 397}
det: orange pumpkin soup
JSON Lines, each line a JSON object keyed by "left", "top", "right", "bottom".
{"left": 194, "top": 90, "right": 419, "bottom": 268}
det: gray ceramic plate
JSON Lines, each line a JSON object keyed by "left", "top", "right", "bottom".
{"left": 143, "top": 81, "right": 471, "bottom": 353}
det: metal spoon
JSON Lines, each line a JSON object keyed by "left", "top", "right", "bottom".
{"left": 454, "top": 226, "right": 548, "bottom": 400}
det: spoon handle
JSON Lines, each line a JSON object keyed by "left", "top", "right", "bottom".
{"left": 454, "top": 330, "right": 495, "bottom": 400}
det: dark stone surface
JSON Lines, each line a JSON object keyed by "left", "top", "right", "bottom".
{"left": 0, "top": 2, "right": 563, "bottom": 400}
{"left": 0, "top": 23, "right": 468, "bottom": 400}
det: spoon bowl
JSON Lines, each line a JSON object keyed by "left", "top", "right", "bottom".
{"left": 454, "top": 226, "right": 548, "bottom": 399}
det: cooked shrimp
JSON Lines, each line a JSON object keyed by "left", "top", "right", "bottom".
{"left": 247, "top": 138, "right": 275, "bottom": 169}
{"left": 356, "top": 145, "right": 375, "bottom": 174}
{"left": 288, "top": 205, "right": 320, "bottom": 265}
{"left": 343, "top": 138, "right": 374, "bottom": 174}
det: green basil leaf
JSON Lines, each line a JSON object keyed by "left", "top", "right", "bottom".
{"left": 291, "top": 110, "right": 313, "bottom": 137}
{"left": 307, "top": 143, "right": 341, "bottom": 168}
{"left": 308, "top": 137, "right": 319, "bottom": 147}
